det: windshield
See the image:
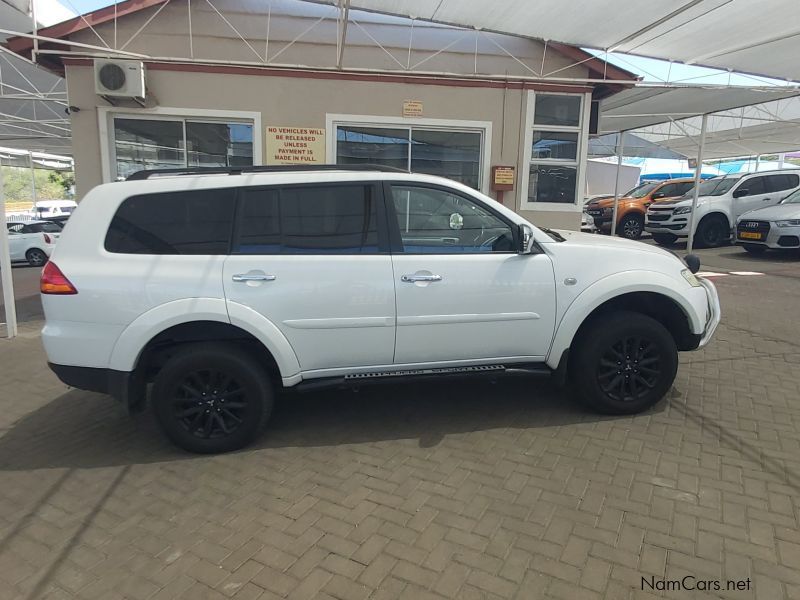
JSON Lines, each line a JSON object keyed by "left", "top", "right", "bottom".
{"left": 781, "top": 188, "right": 800, "bottom": 204}
{"left": 681, "top": 177, "right": 739, "bottom": 198}
{"left": 624, "top": 182, "right": 659, "bottom": 198}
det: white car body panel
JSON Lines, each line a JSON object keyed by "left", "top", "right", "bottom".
{"left": 42, "top": 170, "right": 720, "bottom": 388}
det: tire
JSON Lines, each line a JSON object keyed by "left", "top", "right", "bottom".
{"left": 151, "top": 343, "right": 273, "bottom": 453}
{"left": 652, "top": 233, "right": 677, "bottom": 246}
{"left": 695, "top": 215, "right": 730, "bottom": 248}
{"left": 743, "top": 244, "right": 767, "bottom": 255}
{"left": 26, "top": 248, "right": 47, "bottom": 267}
{"left": 618, "top": 214, "right": 645, "bottom": 240}
{"left": 570, "top": 311, "right": 678, "bottom": 415}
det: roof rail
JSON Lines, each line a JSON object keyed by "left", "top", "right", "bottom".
{"left": 126, "top": 164, "right": 410, "bottom": 180}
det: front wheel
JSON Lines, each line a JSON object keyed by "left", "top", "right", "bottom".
{"left": 651, "top": 233, "right": 677, "bottom": 246}
{"left": 26, "top": 248, "right": 47, "bottom": 267}
{"left": 619, "top": 214, "right": 644, "bottom": 239}
{"left": 695, "top": 215, "right": 730, "bottom": 248}
{"left": 152, "top": 343, "right": 273, "bottom": 453}
{"left": 570, "top": 311, "right": 678, "bottom": 414}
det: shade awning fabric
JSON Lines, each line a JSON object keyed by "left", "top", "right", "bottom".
{"left": 303, "top": 0, "right": 800, "bottom": 82}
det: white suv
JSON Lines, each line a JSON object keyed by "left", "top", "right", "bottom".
{"left": 41, "top": 166, "right": 720, "bottom": 453}
{"left": 645, "top": 170, "right": 800, "bottom": 248}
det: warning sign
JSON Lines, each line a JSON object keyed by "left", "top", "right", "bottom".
{"left": 266, "top": 126, "right": 326, "bottom": 164}
{"left": 402, "top": 100, "right": 423, "bottom": 118}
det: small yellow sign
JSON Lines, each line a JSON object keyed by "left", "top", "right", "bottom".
{"left": 266, "top": 126, "right": 326, "bottom": 165}
{"left": 402, "top": 100, "right": 424, "bottom": 118}
{"left": 493, "top": 167, "right": 515, "bottom": 186}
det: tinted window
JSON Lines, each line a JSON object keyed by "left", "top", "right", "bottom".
{"left": 27, "top": 222, "right": 62, "bottom": 233}
{"left": 391, "top": 185, "right": 514, "bottom": 254}
{"left": 766, "top": 173, "right": 799, "bottom": 193}
{"left": 675, "top": 182, "right": 694, "bottom": 196}
{"left": 534, "top": 95, "right": 582, "bottom": 127}
{"left": 105, "top": 189, "right": 235, "bottom": 254}
{"left": 739, "top": 176, "right": 766, "bottom": 196}
{"left": 235, "top": 185, "right": 378, "bottom": 254}
{"left": 656, "top": 183, "right": 677, "bottom": 197}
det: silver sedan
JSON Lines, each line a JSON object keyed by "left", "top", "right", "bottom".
{"left": 736, "top": 189, "right": 800, "bottom": 254}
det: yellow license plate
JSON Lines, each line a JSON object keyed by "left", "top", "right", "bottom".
{"left": 739, "top": 231, "right": 762, "bottom": 240}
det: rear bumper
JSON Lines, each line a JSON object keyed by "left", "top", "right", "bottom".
{"left": 48, "top": 363, "right": 144, "bottom": 413}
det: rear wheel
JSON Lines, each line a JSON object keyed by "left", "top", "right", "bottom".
{"left": 151, "top": 343, "right": 273, "bottom": 453}
{"left": 743, "top": 244, "right": 767, "bottom": 255}
{"left": 25, "top": 248, "right": 47, "bottom": 267}
{"left": 652, "top": 233, "right": 677, "bottom": 246}
{"left": 571, "top": 311, "right": 678, "bottom": 414}
{"left": 619, "top": 214, "right": 645, "bottom": 240}
{"left": 695, "top": 215, "right": 730, "bottom": 248}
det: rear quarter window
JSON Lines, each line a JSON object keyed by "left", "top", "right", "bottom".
{"left": 105, "top": 188, "right": 236, "bottom": 254}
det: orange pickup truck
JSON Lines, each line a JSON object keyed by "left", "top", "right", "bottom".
{"left": 585, "top": 178, "right": 696, "bottom": 239}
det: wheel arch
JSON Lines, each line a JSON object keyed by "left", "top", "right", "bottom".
{"left": 546, "top": 274, "right": 703, "bottom": 369}
{"left": 108, "top": 298, "right": 301, "bottom": 384}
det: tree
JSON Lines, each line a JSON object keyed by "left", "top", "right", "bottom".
{"left": 2, "top": 166, "right": 74, "bottom": 202}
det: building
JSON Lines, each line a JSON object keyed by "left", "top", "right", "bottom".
{"left": 7, "top": 0, "right": 637, "bottom": 229}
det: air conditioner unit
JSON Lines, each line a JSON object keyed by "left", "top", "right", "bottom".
{"left": 94, "top": 59, "right": 146, "bottom": 98}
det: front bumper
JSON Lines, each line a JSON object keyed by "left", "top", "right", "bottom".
{"left": 697, "top": 278, "right": 721, "bottom": 348}
{"left": 735, "top": 222, "right": 800, "bottom": 249}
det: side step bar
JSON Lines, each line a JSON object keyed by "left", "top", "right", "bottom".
{"left": 293, "top": 363, "right": 552, "bottom": 393}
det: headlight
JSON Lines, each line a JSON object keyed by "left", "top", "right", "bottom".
{"left": 776, "top": 219, "right": 800, "bottom": 227}
{"left": 681, "top": 269, "right": 701, "bottom": 287}
{"left": 673, "top": 206, "right": 692, "bottom": 215}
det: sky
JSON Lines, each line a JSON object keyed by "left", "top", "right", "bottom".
{"left": 55, "top": 0, "right": 792, "bottom": 88}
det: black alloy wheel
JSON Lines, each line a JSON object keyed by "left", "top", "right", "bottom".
{"left": 172, "top": 369, "right": 248, "bottom": 439}
{"left": 597, "top": 336, "right": 662, "bottom": 402}
{"left": 26, "top": 248, "right": 47, "bottom": 267}
{"left": 619, "top": 214, "right": 644, "bottom": 240}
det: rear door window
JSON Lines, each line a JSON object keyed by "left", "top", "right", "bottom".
{"left": 234, "top": 184, "right": 380, "bottom": 254}
{"left": 740, "top": 176, "right": 767, "bottom": 196}
{"left": 105, "top": 188, "right": 236, "bottom": 254}
{"left": 766, "top": 174, "right": 800, "bottom": 193}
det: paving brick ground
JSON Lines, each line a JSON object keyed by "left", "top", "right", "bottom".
{"left": 1, "top": 245, "right": 799, "bottom": 600}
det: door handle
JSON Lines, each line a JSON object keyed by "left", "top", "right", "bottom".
{"left": 232, "top": 273, "right": 276, "bottom": 282}
{"left": 401, "top": 274, "right": 442, "bottom": 283}
{"left": 762, "top": 197, "right": 771, "bottom": 202}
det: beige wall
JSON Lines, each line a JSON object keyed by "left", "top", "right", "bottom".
{"left": 68, "top": 64, "right": 583, "bottom": 229}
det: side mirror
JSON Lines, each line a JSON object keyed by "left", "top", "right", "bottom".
{"left": 732, "top": 188, "right": 748, "bottom": 198}
{"left": 518, "top": 224, "right": 535, "bottom": 254}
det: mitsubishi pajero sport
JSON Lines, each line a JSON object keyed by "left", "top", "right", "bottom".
{"left": 41, "top": 166, "right": 720, "bottom": 453}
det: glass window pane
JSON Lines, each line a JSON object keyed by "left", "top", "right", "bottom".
{"left": 105, "top": 189, "right": 236, "bottom": 254}
{"left": 532, "top": 131, "right": 578, "bottom": 161}
{"left": 336, "top": 126, "right": 409, "bottom": 171}
{"left": 390, "top": 185, "right": 514, "bottom": 254}
{"left": 234, "top": 185, "right": 378, "bottom": 254}
{"left": 186, "top": 122, "right": 253, "bottom": 168}
{"left": 528, "top": 164, "right": 577, "bottom": 204}
{"left": 114, "top": 118, "right": 184, "bottom": 180}
{"left": 534, "top": 94, "right": 582, "bottom": 127}
{"left": 410, "top": 130, "right": 481, "bottom": 189}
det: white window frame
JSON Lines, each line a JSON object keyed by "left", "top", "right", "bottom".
{"left": 326, "top": 113, "right": 492, "bottom": 195}
{"left": 519, "top": 91, "right": 591, "bottom": 212}
{"left": 98, "top": 106, "right": 263, "bottom": 183}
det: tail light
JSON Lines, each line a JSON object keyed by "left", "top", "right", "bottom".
{"left": 43, "top": 233, "right": 52, "bottom": 244}
{"left": 41, "top": 261, "right": 77, "bottom": 295}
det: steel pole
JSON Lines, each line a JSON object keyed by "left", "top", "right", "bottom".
{"left": 778, "top": 152, "right": 786, "bottom": 169}
{"left": 29, "top": 151, "right": 38, "bottom": 212}
{"left": 610, "top": 132, "right": 625, "bottom": 237}
{"left": 754, "top": 154, "right": 761, "bottom": 172}
{"left": 0, "top": 161, "right": 19, "bottom": 338}
{"left": 686, "top": 113, "right": 708, "bottom": 254}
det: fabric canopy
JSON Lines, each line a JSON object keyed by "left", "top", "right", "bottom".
{"left": 306, "top": 0, "right": 800, "bottom": 82}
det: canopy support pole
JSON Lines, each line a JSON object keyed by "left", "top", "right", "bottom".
{"left": 0, "top": 162, "right": 18, "bottom": 339}
{"left": 754, "top": 153, "right": 761, "bottom": 172}
{"left": 778, "top": 152, "right": 786, "bottom": 168}
{"left": 686, "top": 113, "right": 708, "bottom": 254}
{"left": 29, "top": 151, "right": 37, "bottom": 211}
{"left": 610, "top": 131, "right": 626, "bottom": 237}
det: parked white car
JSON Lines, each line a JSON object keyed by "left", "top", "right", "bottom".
{"left": 735, "top": 187, "right": 800, "bottom": 253}
{"left": 30, "top": 199, "right": 77, "bottom": 219}
{"left": 41, "top": 166, "right": 720, "bottom": 453}
{"left": 645, "top": 170, "right": 800, "bottom": 247}
{"left": 6, "top": 221, "right": 59, "bottom": 266}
